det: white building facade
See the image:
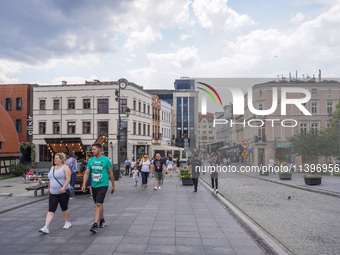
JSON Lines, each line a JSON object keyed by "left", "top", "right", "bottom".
{"left": 160, "top": 100, "right": 172, "bottom": 146}
{"left": 32, "top": 80, "right": 152, "bottom": 166}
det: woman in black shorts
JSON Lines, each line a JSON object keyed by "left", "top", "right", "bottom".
{"left": 39, "top": 153, "right": 72, "bottom": 234}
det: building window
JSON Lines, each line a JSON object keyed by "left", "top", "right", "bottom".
{"left": 300, "top": 123, "right": 307, "bottom": 133}
{"left": 0, "top": 142, "right": 2, "bottom": 150}
{"left": 133, "top": 100, "right": 136, "bottom": 110}
{"left": 138, "top": 123, "right": 141, "bottom": 135}
{"left": 53, "top": 122, "right": 60, "bottom": 134}
{"left": 143, "top": 124, "right": 146, "bottom": 136}
{"left": 138, "top": 102, "right": 141, "bottom": 112}
{"left": 259, "top": 90, "right": 262, "bottom": 97}
{"left": 5, "top": 98, "right": 11, "bottom": 110}
{"left": 16, "top": 119, "right": 22, "bottom": 133}
{"left": 16, "top": 98, "right": 22, "bottom": 110}
{"left": 83, "top": 99, "right": 91, "bottom": 109}
{"left": 329, "top": 89, "right": 332, "bottom": 95}
{"left": 312, "top": 89, "right": 317, "bottom": 96}
{"left": 258, "top": 103, "right": 263, "bottom": 110}
{"left": 327, "top": 102, "right": 333, "bottom": 114}
{"left": 98, "top": 99, "right": 109, "bottom": 114}
{"left": 68, "top": 99, "right": 75, "bottom": 109}
{"left": 68, "top": 122, "right": 76, "bottom": 134}
{"left": 148, "top": 105, "right": 150, "bottom": 114}
{"left": 39, "top": 100, "right": 46, "bottom": 110}
{"left": 311, "top": 123, "right": 319, "bottom": 132}
{"left": 133, "top": 122, "right": 136, "bottom": 135}
{"left": 83, "top": 122, "right": 91, "bottom": 134}
{"left": 39, "top": 122, "right": 46, "bottom": 134}
{"left": 148, "top": 125, "right": 150, "bottom": 136}
{"left": 120, "top": 99, "right": 127, "bottom": 114}
{"left": 311, "top": 102, "right": 318, "bottom": 114}
{"left": 54, "top": 100, "right": 60, "bottom": 110}
{"left": 143, "top": 103, "right": 146, "bottom": 113}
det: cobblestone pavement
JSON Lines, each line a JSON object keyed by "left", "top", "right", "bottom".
{"left": 200, "top": 164, "right": 340, "bottom": 255}
{"left": 0, "top": 173, "right": 267, "bottom": 255}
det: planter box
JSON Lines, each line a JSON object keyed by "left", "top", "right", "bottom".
{"left": 181, "top": 178, "right": 193, "bottom": 186}
{"left": 279, "top": 173, "right": 292, "bottom": 180}
{"left": 260, "top": 171, "right": 269, "bottom": 176}
{"left": 304, "top": 177, "right": 322, "bottom": 185}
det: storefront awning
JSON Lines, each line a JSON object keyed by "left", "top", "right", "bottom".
{"left": 152, "top": 145, "right": 184, "bottom": 151}
{"left": 45, "top": 138, "right": 84, "bottom": 153}
{"left": 218, "top": 145, "right": 241, "bottom": 151}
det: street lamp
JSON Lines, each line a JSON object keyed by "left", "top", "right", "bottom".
{"left": 328, "top": 112, "right": 340, "bottom": 163}
{"left": 116, "top": 78, "right": 128, "bottom": 178}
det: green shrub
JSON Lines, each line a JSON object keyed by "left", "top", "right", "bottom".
{"left": 303, "top": 174, "right": 322, "bottom": 178}
{"left": 180, "top": 169, "right": 191, "bottom": 179}
{"left": 9, "top": 164, "right": 28, "bottom": 176}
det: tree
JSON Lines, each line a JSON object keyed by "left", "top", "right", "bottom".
{"left": 325, "top": 101, "right": 340, "bottom": 158}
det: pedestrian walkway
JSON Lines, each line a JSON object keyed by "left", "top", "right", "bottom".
{"left": 0, "top": 173, "right": 272, "bottom": 255}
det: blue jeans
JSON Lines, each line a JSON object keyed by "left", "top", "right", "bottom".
{"left": 70, "top": 172, "right": 77, "bottom": 188}
{"left": 141, "top": 172, "right": 149, "bottom": 185}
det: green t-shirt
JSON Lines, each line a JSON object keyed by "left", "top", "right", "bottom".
{"left": 86, "top": 155, "right": 113, "bottom": 188}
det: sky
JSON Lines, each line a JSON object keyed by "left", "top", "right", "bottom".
{"left": 1, "top": 0, "right": 340, "bottom": 92}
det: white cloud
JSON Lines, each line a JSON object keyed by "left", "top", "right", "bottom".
{"left": 180, "top": 34, "right": 193, "bottom": 41}
{"left": 192, "top": 0, "right": 255, "bottom": 30}
{"left": 124, "top": 26, "right": 163, "bottom": 51}
{"left": 290, "top": 12, "right": 305, "bottom": 23}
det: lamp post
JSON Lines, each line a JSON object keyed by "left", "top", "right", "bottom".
{"left": 328, "top": 112, "right": 340, "bottom": 172}
{"left": 116, "top": 79, "right": 129, "bottom": 179}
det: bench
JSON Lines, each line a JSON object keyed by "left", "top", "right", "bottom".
{"left": 25, "top": 183, "right": 49, "bottom": 197}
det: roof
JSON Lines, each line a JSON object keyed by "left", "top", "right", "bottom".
{"left": 199, "top": 112, "right": 214, "bottom": 122}
{"left": 0, "top": 104, "right": 20, "bottom": 157}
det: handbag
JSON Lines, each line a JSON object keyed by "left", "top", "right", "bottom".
{"left": 52, "top": 167, "right": 75, "bottom": 198}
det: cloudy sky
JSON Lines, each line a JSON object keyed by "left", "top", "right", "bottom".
{"left": 0, "top": 0, "right": 339, "bottom": 89}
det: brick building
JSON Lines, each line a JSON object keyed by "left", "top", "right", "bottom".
{"left": 0, "top": 84, "right": 33, "bottom": 143}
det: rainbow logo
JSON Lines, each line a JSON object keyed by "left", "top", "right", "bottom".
{"left": 196, "top": 82, "right": 223, "bottom": 106}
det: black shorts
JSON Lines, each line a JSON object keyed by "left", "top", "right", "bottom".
{"left": 49, "top": 193, "right": 69, "bottom": 212}
{"left": 92, "top": 186, "right": 108, "bottom": 204}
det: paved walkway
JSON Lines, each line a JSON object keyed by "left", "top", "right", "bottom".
{"left": 0, "top": 173, "right": 273, "bottom": 255}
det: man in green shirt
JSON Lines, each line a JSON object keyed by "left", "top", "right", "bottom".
{"left": 82, "top": 143, "right": 115, "bottom": 234}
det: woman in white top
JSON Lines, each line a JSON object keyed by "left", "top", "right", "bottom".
{"left": 39, "top": 153, "right": 72, "bottom": 234}
{"left": 140, "top": 154, "right": 151, "bottom": 189}
{"left": 167, "top": 156, "right": 173, "bottom": 177}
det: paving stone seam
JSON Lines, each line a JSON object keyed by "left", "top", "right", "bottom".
{"left": 238, "top": 172, "right": 340, "bottom": 198}
{"left": 0, "top": 196, "right": 48, "bottom": 215}
{"left": 199, "top": 178, "right": 291, "bottom": 255}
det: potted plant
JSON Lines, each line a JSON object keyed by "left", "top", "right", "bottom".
{"left": 180, "top": 169, "right": 193, "bottom": 185}
{"left": 303, "top": 174, "right": 322, "bottom": 185}
{"left": 278, "top": 171, "right": 292, "bottom": 180}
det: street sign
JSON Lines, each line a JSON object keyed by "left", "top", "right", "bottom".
{"left": 241, "top": 149, "right": 249, "bottom": 157}
{"left": 247, "top": 149, "right": 253, "bottom": 153}
{"left": 241, "top": 140, "right": 249, "bottom": 149}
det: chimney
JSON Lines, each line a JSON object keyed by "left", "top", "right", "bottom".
{"left": 319, "top": 69, "right": 321, "bottom": 82}
{"left": 62, "top": 81, "right": 67, "bottom": 85}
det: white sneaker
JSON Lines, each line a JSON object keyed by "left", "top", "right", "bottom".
{"left": 63, "top": 221, "right": 72, "bottom": 229}
{"left": 215, "top": 189, "right": 219, "bottom": 194}
{"left": 158, "top": 186, "right": 161, "bottom": 190}
{"left": 39, "top": 226, "right": 49, "bottom": 234}
{"left": 154, "top": 187, "right": 157, "bottom": 190}
{"left": 211, "top": 188, "right": 214, "bottom": 192}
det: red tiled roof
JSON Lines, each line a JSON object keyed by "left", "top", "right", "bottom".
{"left": 199, "top": 112, "right": 214, "bottom": 122}
{"left": 0, "top": 104, "right": 20, "bottom": 157}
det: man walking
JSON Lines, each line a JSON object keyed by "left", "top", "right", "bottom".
{"left": 82, "top": 144, "right": 115, "bottom": 234}
{"left": 190, "top": 154, "right": 202, "bottom": 192}
{"left": 152, "top": 153, "right": 166, "bottom": 190}
{"left": 125, "top": 157, "right": 131, "bottom": 176}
